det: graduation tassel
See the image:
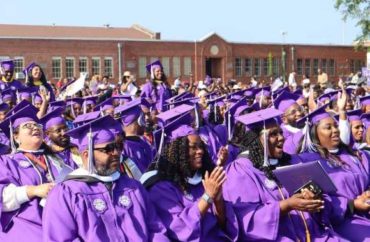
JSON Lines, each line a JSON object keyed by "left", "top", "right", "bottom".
{"left": 300, "top": 118, "right": 316, "bottom": 153}
{"left": 70, "top": 102, "right": 76, "bottom": 119}
{"left": 16, "top": 90, "right": 20, "bottom": 104}
{"left": 194, "top": 103, "right": 200, "bottom": 129}
{"left": 227, "top": 111, "right": 232, "bottom": 141}
{"left": 214, "top": 104, "right": 217, "bottom": 123}
{"left": 9, "top": 121, "right": 16, "bottom": 154}
{"left": 154, "top": 128, "right": 166, "bottom": 162}
{"left": 259, "top": 93, "right": 264, "bottom": 109}
{"left": 83, "top": 101, "right": 87, "bottom": 114}
{"left": 87, "top": 126, "right": 95, "bottom": 174}
{"left": 262, "top": 120, "right": 270, "bottom": 167}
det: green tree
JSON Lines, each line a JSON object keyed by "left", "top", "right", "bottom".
{"left": 335, "top": 0, "right": 369, "bottom": 47}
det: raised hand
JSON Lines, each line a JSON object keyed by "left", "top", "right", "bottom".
{"left": 354, "top": 190, "right": 370, "bottom": 212}
{"left": 202, "top": 166, "right": 226, "bottom": 200}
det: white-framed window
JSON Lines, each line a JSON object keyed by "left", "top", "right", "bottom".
{"left": 244, "top": 58, "right": 252, "bottom": 76}
{"left": 262, "top": 58, "right": 268, "bottom": 76}
{"left": 52, "top": 57, "right": 62, "bottom": 79}
{"left": 13, "top": 57, "right": 24, "bottom": 73}
{"left": 172, "top": 57, "right": 181, "bottom": 77}
{"left": 304, "top": 59, "right": 311, "bottom": 76}
{"left": 296, "top": 58, "right": 303, "bottom": 75}
{"left": 183, "top": 57, "right": 192, "bottom": 76}
{"left": 235, "top": 58, "right": 242, "bottom": 77}
{"left": 65, "top": 57, "right": 75, "bottom": 79}
{"left": 273, "top": 58, "right": 280, "bottom": 76}
{"left": 161, "top": 57, "right": 170, "bottom": 76}
{"left": 79, "top": 57, "right": 88, "bottom": 74}
{"left": 138, "top": 57, "right": 147, "bottom": 78}
{"left": 0, "top": 56, "right": 10, "bottom": 62}
{"left": 321, "top": 59, "right": 327, "bottom": 73}
{"left": 328, "top": 59, "right": 335, "bottom": 76}
{"left": 254, "top": 58, "right": 261, "bottom": 76}
{"left": 92, "top": 57, "right": 101, "bottom": 76}
{"left": 104, "top": 57, "right": 113, "bottom": 78}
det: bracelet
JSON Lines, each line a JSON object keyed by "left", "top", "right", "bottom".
{"left": 201, "top": 193, "right": 214, "bottom": 204}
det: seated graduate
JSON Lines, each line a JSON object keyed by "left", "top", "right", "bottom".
{"left": 0, "top": 105, "right": 72, "bottom": 241}
{"left": 0, "top": 60, "right": 24, "bottom": 91}
{"left": 42, "top": 115, "right": 169, "bottom": 242}
{"left": 115, "top": 98, "right": 155, "bottom": 180}
{"left": 293, "top": 105, "right": 370, "bottom": 241}
{"left": 40, "top": 107, "right": 80, "bottom": 168}
{"left": 143, "top": 113, "right": 238, "bottom": 242}
{"left": 223, "top": 108, "right": 345, "bottom": 241}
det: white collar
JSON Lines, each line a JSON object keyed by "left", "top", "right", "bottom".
{"left": 328, "top": 148, "right": 339, "bottom": 154}
{"left": 186, "top": 171, "right": 202, "bottom": 185}
{"left": 69, "top": 168, "right": 120, "bottom": 182}
{"left": 283, "top": 124, "right": 300, "bottom": 134}
{"left": 17, "top": 148, "right": 44, "bottom": 153}
{"left": 269, "top": 159, "right": 279, "bottom": 166}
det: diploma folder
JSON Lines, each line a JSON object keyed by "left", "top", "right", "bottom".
{"left": 273, "top": 161, "right": 337, "bottom": 195}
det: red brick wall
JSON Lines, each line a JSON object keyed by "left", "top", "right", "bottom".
{"left": 0, "top": 36, "right": 365, "bottom": 86}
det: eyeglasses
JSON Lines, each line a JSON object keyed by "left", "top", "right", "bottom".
{"left": 93, "top": 142, "right": 120, "bottom": 154}
{"left": 21, "top": 123, "right": 43, "bottom": 130}
{"left": 285, "top": 107, "right": 304, "bottom": 116}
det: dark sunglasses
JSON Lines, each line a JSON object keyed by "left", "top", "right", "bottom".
{"left": 93, "top": 142, "right": 120, "bottom": 154}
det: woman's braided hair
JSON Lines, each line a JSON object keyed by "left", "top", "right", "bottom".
{"left": 157, "top": 136, "right": 214, "bottom": 193}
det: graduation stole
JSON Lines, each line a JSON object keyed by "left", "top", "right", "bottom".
{"left": 33, "top": 80, "right": 43, "bottom": 86}
{"left": 23, "top": 152, "right": 48, "bottom": 172}
{"left": 1, "top": 76, "right": 13, "bottom": 83}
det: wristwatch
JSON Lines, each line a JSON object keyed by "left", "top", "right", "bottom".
{"left": 201, "top": 193, "right": 214, "bottom": 204}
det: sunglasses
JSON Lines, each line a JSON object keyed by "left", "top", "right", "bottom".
{"left": 93, "top": 142, "right": 120, "bottom": 154}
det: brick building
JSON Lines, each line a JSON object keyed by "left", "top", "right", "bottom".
{"left": 0, "top": 24, "right": 366, "bottom": 85}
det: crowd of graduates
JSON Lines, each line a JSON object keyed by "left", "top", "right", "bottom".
{"left": 0, "top": 58, "right": 369, "bottom": 241}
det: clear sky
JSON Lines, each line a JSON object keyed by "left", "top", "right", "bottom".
{"left": 0, "top": 0, "right": 361, "bottom": 45}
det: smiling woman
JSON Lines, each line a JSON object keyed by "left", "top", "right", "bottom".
{"left": 0, "top": 105, "right": 72, "bottom": 242}
{"left": 145, "top": 122, "right": 238, "bottom": 241}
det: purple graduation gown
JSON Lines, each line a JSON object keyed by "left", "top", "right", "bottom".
{"left": 55, "top": 149, "right": 79, "bottom": 169}
{"left": 223, "top": 156, "right": 345, "bottom": 241}
{"left": 291, "top": 150, "right": 370, "bottom": 242}
{"left": 42, "top": 174, "right": 169, "bottom": 242}
{"left": 0, "top": 152, "right": 71, "bottom": 242}
{"left": 140, "top": 81, "right": 172, "bottom": 112}
{"left": 122, "top": 136, "right": 155, "bottom": 173}
{"left": 147, "top": 180, "right": 239, "bottom": 242}
{"left": 0, "top": 79, "right": 23, "bottom": 91}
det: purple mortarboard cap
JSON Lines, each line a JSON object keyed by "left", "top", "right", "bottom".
{"left": 296, "top": 104, "right": 330, "bottom": 127}
{"left": 0, "top": 103, "right": 9, "bottom": 112}
{"left": 361, "top": 113, "right": 370, "bottom": 129}
{"left": 347, "top": 109, "right": 362, "bottom": 122}
{"left": 255, "top": 87, "right": 271, "bottom": 98}
{"left": 73, "top": 111, "right": 101, "bottom": 127}
{"left": 318, "top": 93, "right": 332, "bottom": 103}
{"left": 204, "top": 75, "right": 213, "bottom": 86}
{"left": 228, "top": 89, "right": 245, "bottom": 101}
{"left": 293, "top": 89, "right": 303, "bottom": 96}
{"left": 66, "top": 98, "right": 83, "bottom": 107}
{"left": 40, "top": 107, "right": 65, "bottom": 130}
{"left": 94, "top": 98, "right": 114, "bottom": 112}
{"left": 0, "top": 105, "right": 39, "bottom": 139}
{"left": 83, "top": 96, "right": 98, "bottom": 106}
{"left": 235, "top": 105, "right": 253, "bottom": 118}
{"left": 244, "top": 88, "right": 258, "bottom": 98}
{"left": 66, "top": 115, "right": 120, "bottom": 152}
{"left": 165, "top": 97, "right": 199, "bottom": 108}
{"left": 224, "top": 96, "right": 248, "bottom": 140}
{"left": 23, "top": 62, "right": 37, "bottom": 76}
{"left": 6, "top": 100, "right": 36, "bottom": 118}
{"left": 273, "top": 91, "right": 299, "bottom": 113}
{"left": 273, "top": 86, "right": 290, "bottom": 99}
{"left": 360, "top": 96, "right": 370, "bottom": 106}
{"left": 33, "top": 94, "right": 42, "bottom": 104}
{"left": 207, "top": 95, "right": 226, "bottom": 107}
{"left": 1, "top": 89, "right": 15, "bottom": 102}
{"left": 236, "top": 108, "right": 283, "bottom": 130}
{"left": 18, "top": 87, "right": 38, "bottom": 100}
{"left": 114, "top": 99, "right": 142, "bottom": 126}
{"left": 49, "top": 100, "right": 66, "bottom": 110}
{"left": 1, "top": 60, "right": 14, "bottom": 72}
{"left": 156, "top": 104, "right": 194, "bottom": 127}
{"left": 112, "top": 95, "right": 132, "bottom": 106}
{"left": 146, "top": 60, "right": 163, "bottom": 73}
{"left": 166, "top": 91, "right": 194, "bottom": 104}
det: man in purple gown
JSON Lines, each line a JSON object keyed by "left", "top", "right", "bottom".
{"left": 0, "top": 60, "right": 24, "bottom": 91}
{"left": 42, "top": 115, "right": 169, "bottom": 241}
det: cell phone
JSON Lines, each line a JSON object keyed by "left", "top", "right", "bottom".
{"left": 294, "top": 180, "right": 323, "bottom": 197}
